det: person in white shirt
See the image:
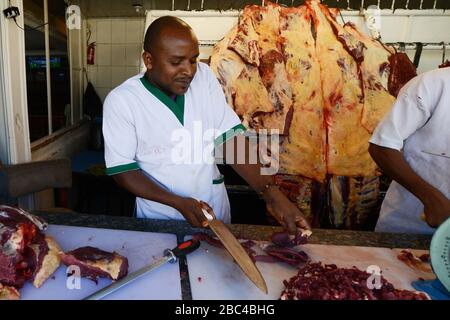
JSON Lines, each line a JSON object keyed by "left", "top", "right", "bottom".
{"left": 103, "top": 16, "right": 309, "bottom": 234}
{"left": 369, "top": 67, "right": 450, "bottom": 234}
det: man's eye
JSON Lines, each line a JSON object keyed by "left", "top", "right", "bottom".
{"left": 171, "top": 61, "right": 181, "bottom": 65}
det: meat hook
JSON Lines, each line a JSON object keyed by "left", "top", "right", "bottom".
{"left": 413, "top": 42, "right": 423, "bottom": 69}
{"left": 442, "top": 42, "right": 447, "bottom": 64}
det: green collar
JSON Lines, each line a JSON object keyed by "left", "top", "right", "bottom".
{"left": 140, "top": 76, "right": 185, "bottom": 125}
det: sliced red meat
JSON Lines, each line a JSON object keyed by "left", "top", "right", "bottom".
{"left": 27, "top": 235, "right": 61, "bottom": 288}
{"left": 262, "top": 245, "right": 309, "bottom": 266}
{"left": 280, "top": 262, "right": 429, "bottom": 300}
{"left": 0, "top": 205, "right": 50, "bottom": 289}
{"left": 0, "top": 250, "right": 27, "bottom": 288}
{"left": 60, "top": 246, "right": 128, "bottom": 282}
{"left": 397, "top": 250, "right": 432, "bottom": 273}
{"left": 192, "top": 228, "right": 310, "bottom": 267}
{"left": 271, "top": 229, "right": 310, "bottom": 247}
{"left": 192, "top": 233, "right": 223, "bottom": 248}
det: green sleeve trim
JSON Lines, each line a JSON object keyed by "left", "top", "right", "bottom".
{"left": 213, "top": 174, "right": 225, "bottom": 185}
{"left": 214, "top": 124, "right": 247, "bottom": 147}
{"left": 106, "top": 162, "right": 140, "bottom": 176}
{"left": 140, "top": 76, "right": 185, "bottom": 125}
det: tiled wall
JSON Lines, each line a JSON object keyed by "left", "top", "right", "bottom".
{"left": 85, "top": 18, "right": 145, "bottom": 102}
{"left": 84, "top": 12, "right": 450, "bottom": 103}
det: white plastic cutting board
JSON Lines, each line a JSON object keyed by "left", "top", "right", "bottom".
{"left": 20, "top": 225, "right": 181, "bottom": 300}
{"left": 185, "top": 237, "right": 435, "bottom": 300}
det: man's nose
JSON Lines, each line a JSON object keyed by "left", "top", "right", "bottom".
{"left": 181, "top": 62, "right": 194, "bottom": 77}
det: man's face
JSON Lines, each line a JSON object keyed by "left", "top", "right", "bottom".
{"left": 143, "top": 31, "right": 199, "bottom": 96}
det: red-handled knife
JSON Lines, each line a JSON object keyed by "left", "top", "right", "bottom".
{"left": 84, "top": 239, "right": 200, "bottom": 300}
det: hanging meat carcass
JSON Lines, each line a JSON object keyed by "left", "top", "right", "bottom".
{"left": 278, "top": 6, "right": 327, "bottom": 182}
{"left": 210, "top": 25, "right": 274, "bottom": 129}
{"left": 210, "top": 0, "right": 417, "bottom": 230}
{"left": 342, "top": 23, "right": 396, "bottom": 133}
{"left": 310, "top": 1, "right": 375, "bottom": 177}
{"left": 388, "top": 52, "right": 418, "bottom": 97}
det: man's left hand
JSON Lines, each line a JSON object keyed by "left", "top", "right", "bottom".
{"left": 263, "top": 187, "right": 311, "bottom": 234}
{"left": 423, "top": 191, "right": 450, "bottom": 228}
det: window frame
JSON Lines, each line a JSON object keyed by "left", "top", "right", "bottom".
{"left": 24, "top": 0, "right": 84, "bottom": 143}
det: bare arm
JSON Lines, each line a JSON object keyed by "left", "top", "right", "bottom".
{"left": 113, "top": 171, "right": 207, "bottom": 227}
{"left": 368, "top": 143, "right": 450, "bottom": 227}
{"left": 222, "top": 135, "right": 310, "bottom": 234}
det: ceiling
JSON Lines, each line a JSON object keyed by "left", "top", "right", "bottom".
{"left": 16, "top": 0, "right": 450, "bottom": 22}
{"left": 71, "top": 0, "right": 260, "bottom": 18}
{"left": 70, "top": 0, "right": 450, "bottom": 18}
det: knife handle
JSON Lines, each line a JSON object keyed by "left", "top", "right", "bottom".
{"left": 168, "top": 239, "right": 200, "bottom": 259}
{"left": 201, "top": 208, "right": 215, "bottom": 221}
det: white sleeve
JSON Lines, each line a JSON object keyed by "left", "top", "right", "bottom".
{"left": 205, "top": 65, "right": 246, "bottom": 146}
{"left": 370, "top": 75, "right": 432, "bottom": 151}
{"left": 102, "top": 90, "right": 140, "bottom": 175}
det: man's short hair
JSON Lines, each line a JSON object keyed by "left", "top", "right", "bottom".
{"left": 143, "top": 16, "right": 192, "bottom": 53}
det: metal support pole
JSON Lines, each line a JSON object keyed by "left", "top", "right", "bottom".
{"left": 78, "top": 24, "right": 83, "bottom": 120}
{"left": 67, "top": 28, "right": 74, "bottom": 125}
{"left": 44, "top": 0, "right": 52, "bottom": 134}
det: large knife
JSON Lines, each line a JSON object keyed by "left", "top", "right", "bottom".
{"left": 201, "top": 208, "right": 268, "bottom": 294}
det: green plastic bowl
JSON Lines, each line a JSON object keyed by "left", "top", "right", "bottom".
{"left": 430, "top": 218, "right": 450, "bottom": 293}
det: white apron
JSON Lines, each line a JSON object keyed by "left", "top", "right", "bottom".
{"left": 103, "top": 63, "right": 245, "bottom": 223}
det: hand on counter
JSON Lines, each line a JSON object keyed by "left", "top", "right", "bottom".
{"left": 263, "top": 186, "right": 311, "bottom": 235}
{"left": 423, "top": 191, "right": 450, "bottom": 228}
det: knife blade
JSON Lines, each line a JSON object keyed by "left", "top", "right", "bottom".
{"left": 202, "top": 209, "right": 268, "bottom": 294}
{"left": 83, "top": 239, "right": 200, "bottom": 300}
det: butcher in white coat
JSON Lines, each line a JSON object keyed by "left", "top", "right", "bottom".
{"left": 369, "top": 67, "right": 450, "bottom": 234}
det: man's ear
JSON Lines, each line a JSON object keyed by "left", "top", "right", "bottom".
{"left": 142, "top": 51, "right": 153, "bottom": 70}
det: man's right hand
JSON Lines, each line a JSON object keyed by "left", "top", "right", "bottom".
{"left": 175, "top": 197, "right": 209, "bottom": 228}
{"left": 423, "top": 191, "right": 450, "bottom": 228}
